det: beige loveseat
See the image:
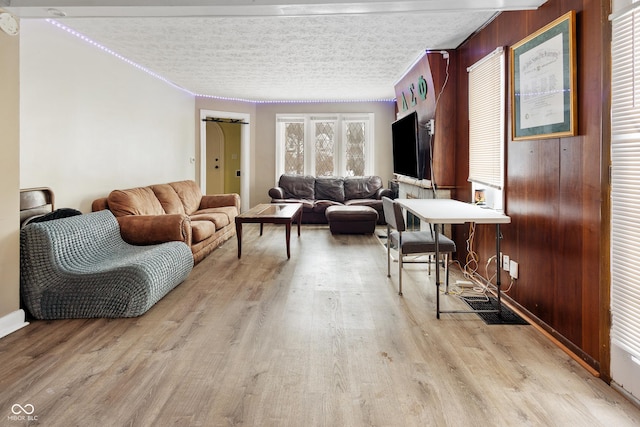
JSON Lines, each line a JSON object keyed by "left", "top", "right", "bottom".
{"left": 92, "top": 180, "right": 240, "bottom": 264}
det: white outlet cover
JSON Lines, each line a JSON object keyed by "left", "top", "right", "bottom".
{"left": 509, "top": 260, "right": 518, "bottom": 279}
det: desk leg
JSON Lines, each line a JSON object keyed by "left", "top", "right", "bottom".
{"left": 260, "top": 223, "right": 264, "bottom": 236}
{"left": 296, "top": 208, "right": 302, "bottom": 236}
{"left": 496, "top": 223, "right": 502, "bottom": 317}
{"left": 285, "top": 222, "right": 292, "bottom": 259}
{"left": 435, "top": 223, "right": 441, "bottom": 319}
{"left": 235, "top": 219, "right": 243, "bottom": 258}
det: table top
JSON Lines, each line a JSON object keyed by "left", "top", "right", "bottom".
{"left": 237, "top": 203, "right": 302, "bottom": 220}
{"left": 395, "top": 198, "right": 511, "bottom": 224}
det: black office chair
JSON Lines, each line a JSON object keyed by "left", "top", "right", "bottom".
{"left": 382, "top": 196, "right": 456, "bottom": 295}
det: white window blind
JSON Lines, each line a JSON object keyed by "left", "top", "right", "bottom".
{"left": 468, "top": 47, "right": 505, "bottom": 189}
{"left": 611, "top": 3, "right": 640, "bottom": 389}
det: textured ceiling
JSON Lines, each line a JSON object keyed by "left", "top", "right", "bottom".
{"left": 6, "top": 1, "right": 548, "bottom": 102}
{"left": 61, "top": 12, "right": 496, "bottom": 101}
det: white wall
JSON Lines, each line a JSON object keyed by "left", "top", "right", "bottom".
{"left": 20, "top": 20, "right": 196, "bottom": 212}
{"left": 0, "top": 10, "right": 22, "bottom": 331}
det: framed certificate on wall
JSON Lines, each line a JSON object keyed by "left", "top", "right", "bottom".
{"left": 511, "top": 10, "right": 577, "bottom": 141}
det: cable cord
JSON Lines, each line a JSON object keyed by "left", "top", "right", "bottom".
{"left": 463, "top": 223, "right": 479, "bottom": 280}
{"left": 433, "top": 53, "right": 450, "bottom": 115}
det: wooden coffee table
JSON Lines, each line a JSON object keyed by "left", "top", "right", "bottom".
{"left": 235, "top": 203, "right": 303, "bottom": 259}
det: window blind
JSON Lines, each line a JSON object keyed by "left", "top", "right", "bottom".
{"left": 611, "top": 5, "right": 640, "bottom": 363}
{"left": 468, "top": 47, "right": 505, "bottom": 189}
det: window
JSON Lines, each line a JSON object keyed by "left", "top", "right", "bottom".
{"left": 276, "top": 114, "right": 374, "bottom": 178}
{"left": 610, "top": 1, "right": 640, "bottom": 401}
{"left": 467, "top": 47, "right": 505, "bottom": 210}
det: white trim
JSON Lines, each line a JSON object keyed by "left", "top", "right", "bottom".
{"left": 611, "top": 343, "right": 640, "bottom": 400}
{"left": 0, "top": 310, "right": 29, "bottom": 340}
{"left": 199, "top": 109, "right": 251, "bottom": 212}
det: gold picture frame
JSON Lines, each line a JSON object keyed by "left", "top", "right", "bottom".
{"left": 510, "top": 10, "right": 577, "bottom": 141}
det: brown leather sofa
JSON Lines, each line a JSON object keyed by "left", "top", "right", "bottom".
{"left": 268, "top": 174, "right": 392, "bottom": 224}
{"left": 92, "top": 180, "right": 240, "bottom": 264}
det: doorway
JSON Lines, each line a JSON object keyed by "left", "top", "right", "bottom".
{"left": 199, "top": 110, "right": 250, "bottom": 211}
{"left": 206, "top": 122, "right": 242, "bottom": 195}
{"left": 205, "top": 122, "right": 225, "bottom": 195}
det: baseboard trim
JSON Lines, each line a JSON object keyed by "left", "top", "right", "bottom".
{"left": 0, "top": 310, "right": 29, "bottom": 339}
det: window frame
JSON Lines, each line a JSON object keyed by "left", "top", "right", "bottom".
{"left": 275, "top": 113, "right": 374, "bottom": 180}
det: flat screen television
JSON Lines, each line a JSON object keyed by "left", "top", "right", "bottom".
{"left": 391, "top": 111, "right": 428, "bottom": 179}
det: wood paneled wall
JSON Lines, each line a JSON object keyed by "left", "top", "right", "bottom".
{"left": 445, "top": 0, "right": 610, "bottom": 375}
{"left": 393, "top": 54, "right": 457, "bottom": 187}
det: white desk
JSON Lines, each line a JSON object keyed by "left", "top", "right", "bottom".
{"left": 395, "top": 199, "right": 511, "bottom": 318}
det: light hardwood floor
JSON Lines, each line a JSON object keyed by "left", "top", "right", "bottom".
{"left": 1, "top": 224, "right": 640, "bottom": 426}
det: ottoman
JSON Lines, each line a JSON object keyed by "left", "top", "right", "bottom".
{"left": 325, "top": 205, "right": 379, "bottom": 234}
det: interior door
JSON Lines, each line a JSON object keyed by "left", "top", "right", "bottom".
{"left": 206, "top": 122, "right": 224, "bottom": 195}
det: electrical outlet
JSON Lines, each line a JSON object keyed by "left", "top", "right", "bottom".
{"left": 503, "top": 254, "right": 510, "bottom": 271}
{"left": 510, "top": 260, "right": 519, "bottom": 279}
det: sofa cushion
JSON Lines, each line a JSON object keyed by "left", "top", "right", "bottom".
{"left": 108, "top": 187, "right": 165, "bottom": 216}
{"left": 151, "top": 184, "right": 186, "bottom": 215}
{"left": 345, "top": 199, "right": 381, "bottom": 209}
{"left": 315, "top": 177, "right": 345, "bottom": 202}
{"left": 195, "top": 206, "right": 238, "bottom": 222}
{"left": 344, "top": 176, "right": 383, "bottom": 200}
{"left": 190, "top": 212, "right": 230, "bottom": 229}
{"left": 313, "top": 200, "right": 342, "bottom": 213}
{"left": 191, "top": 220, "right": 216, "bottom": 243}
{"left": 279, "top": 174, "right": 316, "bottom": 200}
{"left": 169, "top": 180, "right": 203, "bottom": 215}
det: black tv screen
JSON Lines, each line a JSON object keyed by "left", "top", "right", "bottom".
{"left": 392, "top": 111, "right": 426, "bottom": 179}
